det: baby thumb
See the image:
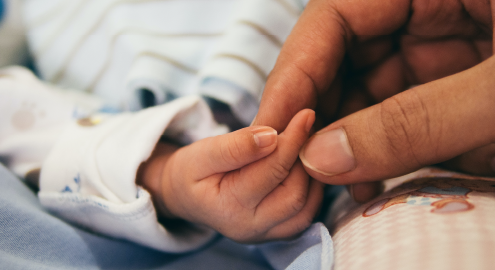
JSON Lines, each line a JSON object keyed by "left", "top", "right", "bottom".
{"left": 181, "top": 125, "right": 278, "bottom": 180}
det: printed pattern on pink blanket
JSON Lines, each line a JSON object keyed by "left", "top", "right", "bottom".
{"left": 327, "top": 168, "right": 495, "bottom": 270}
{"left": 363, "top": 178, "right": 495, "bottom": 217}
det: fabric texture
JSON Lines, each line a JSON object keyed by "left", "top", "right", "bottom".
{"left": 0, "top": 162, "right": 333, "bottom": 270}
{"left": 0, "top": 67, "right": 229, "bottom": 252}
{"left": 0, "top": 163, "right": 267, "bottom": 269}
{"left": 327, "top": 168, "right": 495, "bottom": 270}
{"left": 260, "top": 223, "right": 333, "bottom": 270}
{"left": 0, "top": 66, "right": 102, "bottom": 178}
{"left": 39, "top": 96, "right": 227, "bottom": 252}
{"left": 23, "top": 0, "right": 303, "bottom": 125}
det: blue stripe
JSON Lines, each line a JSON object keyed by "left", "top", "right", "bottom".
{"left": 0, "top": 0, "right": 4, "bottom": 24}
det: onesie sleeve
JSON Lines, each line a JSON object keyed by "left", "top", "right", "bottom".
{"left": 39, "top": 96, "right": 227, "bottom": 253}
{"left": 0, "top": 66, "right": 102, "bottom": 178}
{"left": 0, "top": 66, "right": 228, "bottom": 253}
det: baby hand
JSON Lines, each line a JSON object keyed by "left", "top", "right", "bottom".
{"left": 140, "top": 109, "right": 323, "bottom": 243}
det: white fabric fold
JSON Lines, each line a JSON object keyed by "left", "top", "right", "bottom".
{"left": 39, "top": 96, "right": 228, "bottom": 252}
{"left": 0, "top": 66, "right": 101, "bottom": 177}
{"left": 0, "top": 67, "right": 227, "bottom": 253}
{"left": 198, "top": 0, "right": 301, "bottom": 99}
{"left": 23, "top": 0, "right": 303, "bottom": 125}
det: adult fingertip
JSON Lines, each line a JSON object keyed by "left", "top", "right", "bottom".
{"left": 253, "top": 127, "right": 278, "bottom": 148}
{"left": 299, "top": 128, "right": 356, "bottom": 178}
{"left": 349, "top": 182, "right": 383, "bottom": 203}
{"left": 441, "top": 144, "right": 495, "bottom": 176}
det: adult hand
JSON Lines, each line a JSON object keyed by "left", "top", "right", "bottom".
{"left": 253, "top": 0, "right": 495, "bottom": 202}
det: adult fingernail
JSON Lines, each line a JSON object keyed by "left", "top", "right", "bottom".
{"left": 254, "top": 128, "right": 277, "bottom": 148}
{"left": 300, "top": 128, "right": 355, "bottom": 176}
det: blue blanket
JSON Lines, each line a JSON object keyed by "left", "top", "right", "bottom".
{"left": 0, "top": 164, "right": 333, "bottom": 269}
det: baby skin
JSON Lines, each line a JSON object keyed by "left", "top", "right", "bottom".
{"left": 137, "top": 109, "right": 324, "bottom": 243}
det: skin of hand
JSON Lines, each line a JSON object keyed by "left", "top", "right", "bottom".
{"left": 253, "top": 0, "right": 495, "bottom": 203}
{"left": 137, "top": 109, "right": 324, "bottom": 243}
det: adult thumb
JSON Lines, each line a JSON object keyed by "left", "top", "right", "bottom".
{"left": 299, "top": 56, "right": 495, "bottom": 201}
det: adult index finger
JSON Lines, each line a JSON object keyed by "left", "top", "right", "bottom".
{"left": 253, "top": 0, "right": 411, "bottom": 132}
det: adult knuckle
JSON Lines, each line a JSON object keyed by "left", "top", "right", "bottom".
{"left": 379, "top": 92, "right": 433, "bottom": 167}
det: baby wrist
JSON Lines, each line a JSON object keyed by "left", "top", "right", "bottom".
{"left": 137, "top": 142, "right": 179, "bottom": 219}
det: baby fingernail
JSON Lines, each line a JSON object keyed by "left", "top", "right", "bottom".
{"left": 254, "top": 128, "right": 277, "bottom": 148}
{"left": 305, "top": 110, "right": 315, "bottom": 133}
{"left": 300, "top": 128, "right": 355, "bottom": 176}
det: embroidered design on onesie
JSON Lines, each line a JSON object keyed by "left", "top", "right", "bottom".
{"left": 363, "top": 178, "right": 495, "bottom": 217}
{"left": 77, "top": 116, "right": 101, "bottom": 127}
{"left": 11, "top": 102, "right": 45, "bottom": 131}
{"left": 61, "top": 173, "right": 81, "bottom": 193}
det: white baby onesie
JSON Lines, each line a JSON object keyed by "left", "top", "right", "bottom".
{"left": 0, "top": 67, "right": 227, "bottom": 252}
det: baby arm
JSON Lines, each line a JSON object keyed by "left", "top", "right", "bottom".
{"left": 138, "top": 109, "right": 324, "bottom": 243}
